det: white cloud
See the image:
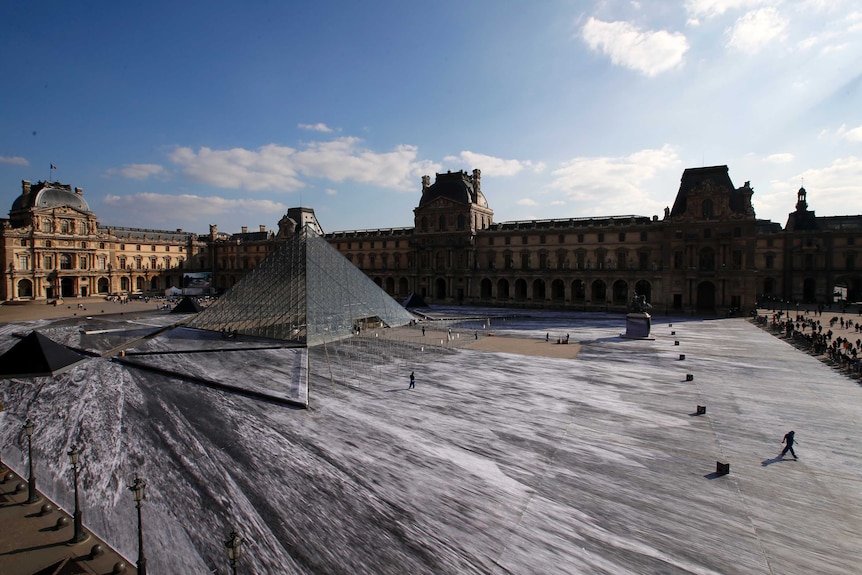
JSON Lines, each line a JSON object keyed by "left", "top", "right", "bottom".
{"left": 685, "top": 0, "right": 773, "bottom": 19}
{"left": 106, "top": 163, "right": 167, "bottom": 179}
{"left": 550, "top": 200, "right": 566, "bottom": 206}
{"left": 169, "top": 138, "right": 439, "bottom": 193}
{"left": 549, "top": 145, "right": 680, "bottom": 213}
{"left": 726, "top": 8, "right": 789, "bottom": 53}
{"left": 581, "top": 18, "right": 689, "bottom": 77}
{"left": 324, "top": 188, "right": 338, "bottom": 196}
{"left": 0, "top": 156, "right": 29, "bottom": 166}
{"left": 770, "top": 156, "right": 862, "bottom": 215}
{"left": 765, "top": 153, "right": 795, "bottom": 163}
{"left": 841, "top": 125, "right": 862, "bottom": 142}
{"left": 517, "top": 198, "right": 538, "bottom": 206}
{"left": 103, "top": 193, "right": 288, "bottom": 221}
{"left": 298, "top": 123, "right": 333, "bottom": 133}
{"left": 442, "top": 151, "right": 544, "bottom": 177}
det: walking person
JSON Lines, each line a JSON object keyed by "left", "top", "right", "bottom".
{"left": 409, "top": 371, "right": 415, "bottom": 389}
{"left": 780, "top": 430, "right": 798, "bottom": 460}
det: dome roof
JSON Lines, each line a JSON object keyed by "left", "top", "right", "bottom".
{"left": 11, "top": 181, "right": 90, "bottom": 213}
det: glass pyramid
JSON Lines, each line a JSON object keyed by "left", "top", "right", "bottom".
{"left": 187, "top": 226, "right": 415, "bottom": 346}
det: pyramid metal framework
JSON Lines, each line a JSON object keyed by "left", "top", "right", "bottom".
{"left": 187, "top": 226, "right": 415, "bottom": 346}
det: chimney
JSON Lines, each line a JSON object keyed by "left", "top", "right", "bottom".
{"left": 259, "top": 225, "right": 266, "bottom": 232}
{"left": 75, "top": 187, "right": 83, "bottom": 195}
{"left": 176, "top": 229, "right": 183, "bottom": 233}
{"left": 241, "top": 226, "right": 248, "bottom": 233}
{"left": 22, "top": 180, "right": 31, "bottom": 196}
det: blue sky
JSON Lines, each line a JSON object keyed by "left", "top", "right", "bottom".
{"left": 1, "top": 1, "right": 860, "bottom": 234}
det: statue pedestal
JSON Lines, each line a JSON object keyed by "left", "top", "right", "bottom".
{"left": 621, "top": 312, "right": 653, "bottom": 340}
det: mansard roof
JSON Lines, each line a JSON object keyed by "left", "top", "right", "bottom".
{"left": 419, "top": 170, "right": 485, "bottom": 208}
{"left": 670, "top": 166, "right": 753, "bottom": 218}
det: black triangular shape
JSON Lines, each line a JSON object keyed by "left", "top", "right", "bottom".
{"left": 0, "top": 332, "right": 88, "bottom": 378}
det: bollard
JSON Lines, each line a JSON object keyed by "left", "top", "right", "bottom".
{"left": 679, "top": 354, "right": 686, "bottom": 360}
{"left": 674, "top": 340, "right": 680, "bottom": 346}
{"left": 686, "top": 374, "right": 694, "bottom": 381}
{"left": 716, "top": 461, "right": 730, "bottom": 475}
{"left": 671, "top": 330, "right": 676, "bottom": 335}
{"left": 696, "top": 405, "right": 706, "bottom": 415}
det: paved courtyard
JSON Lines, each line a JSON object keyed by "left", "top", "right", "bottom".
{"left": 0, "top": 303, "right": 860, "bottom": 574}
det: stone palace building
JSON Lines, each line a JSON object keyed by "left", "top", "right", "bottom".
{"left": 3, "top": 165, "right": 860, "bottom": 314}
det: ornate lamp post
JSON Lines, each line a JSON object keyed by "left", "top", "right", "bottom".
{"left": 23, "top": 419, "right": 40, "bottom": 504}
{"left": 224, "top": 530, "right": 244, "bottom": 575}
{"left": 128, "top": 476, "right": 147, "bottom": 575}
{"left": 67, "top": 445, "right": 87, "bottom": 543}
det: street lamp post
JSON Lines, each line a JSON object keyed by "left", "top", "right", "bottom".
{"left": 67, "top": 445, "right": 87, "bottom": 543}
{"left": 128, "top": 476, "right": 147, "bottom": 575}
{"left": 224, "top": 530, "right": 244, "bottom": 575}
{"left": 23, "top": 419, "right": 40, "bottom": 504}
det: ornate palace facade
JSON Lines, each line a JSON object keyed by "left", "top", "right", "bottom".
{"left": 4, "top": 166, "right": 861, "bottom": 314}
{"left": 1, "top": 180, "right": 206, "bottom": 301}
{"left": 325, "top": 166, "right": 862, "bottom": 314}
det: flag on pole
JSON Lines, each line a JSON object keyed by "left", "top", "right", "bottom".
{"left": 50, "top": 164, "right": 57, "bottom": 170}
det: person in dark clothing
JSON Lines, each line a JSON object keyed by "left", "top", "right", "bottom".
{"left": 781, "top": 430, "right": 798, "bottom": 460}
{"left": 409, "top": 371, "right": 415, "bottom": 389}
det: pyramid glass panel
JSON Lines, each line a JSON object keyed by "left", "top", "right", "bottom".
{"left": 188, "top": 227, "right": 414, "bottom": 346}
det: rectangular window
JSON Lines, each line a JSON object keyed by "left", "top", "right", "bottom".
{"left": 505, "top": 236, "right": 511, "bottom": 245}
{"left": 704, "top": 228, "right": 712, "bottom": 239}
{"left": 732, "top": 250, "right": 743, "bottom": 270}
{"left": 540, "top": 235, "right": 546, "bottom": 244}
{"left": 618, "top": 233, "right": 625, "bottom": 242}
{"left": 765, "top": 255, "right": 774, "bottom": 269}
{"left": 674, "top": 251, "right": 683, "bottom": 269}
{"left": 577, "top": 234, "right": 584, "bottom": 243}
{"left": 766, "top": 238, "right": 774, "bottom": 248}
{"left": 488, "top": 236, "right": 494, "bottom": 246}
{"left": 849, "top": 237, "right": 856, "bottom": 246}
{"left": 598, "top": 233, "right": 605, "bottom": 243}
{"left": 558, "top": 234, "right": 565, "bottom": 243}
{"left": 847, "top": 254, "right": 856, "bottom": 271}
{"left": 640, "top": 231, "right": 647, "bottom": 241}
{"left": 136, "top": 245, "right": 141, "bottom": 251}
{"left": 733, "top": 227, "right": 742, "bottom": 238}
{"left": 521, "top": 236, "right": 528, "bottom": 245}
{"left": 18, "top": 254, "right": 29, "bottom": 269}
{"left": 639, "top": 252, "right": 649, "bottom": 270}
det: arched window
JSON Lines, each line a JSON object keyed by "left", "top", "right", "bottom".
{"left": 42, "top": 218, "right": 53, "bottom": 232}
{"left": 17, "top": 279, "right": 33, "bottom": 298}
{"left": 702, "top": 199, "right": 714, "bottom": 219}
{"left": 421, "top": 216, "right": 428, "bottom": 232}
{"left": 60, "top": 253, "right": 73, "bottom": 269}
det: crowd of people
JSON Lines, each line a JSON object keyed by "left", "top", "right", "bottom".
{"left": 754, "top": 307, "right": 862, "bottom": 378}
